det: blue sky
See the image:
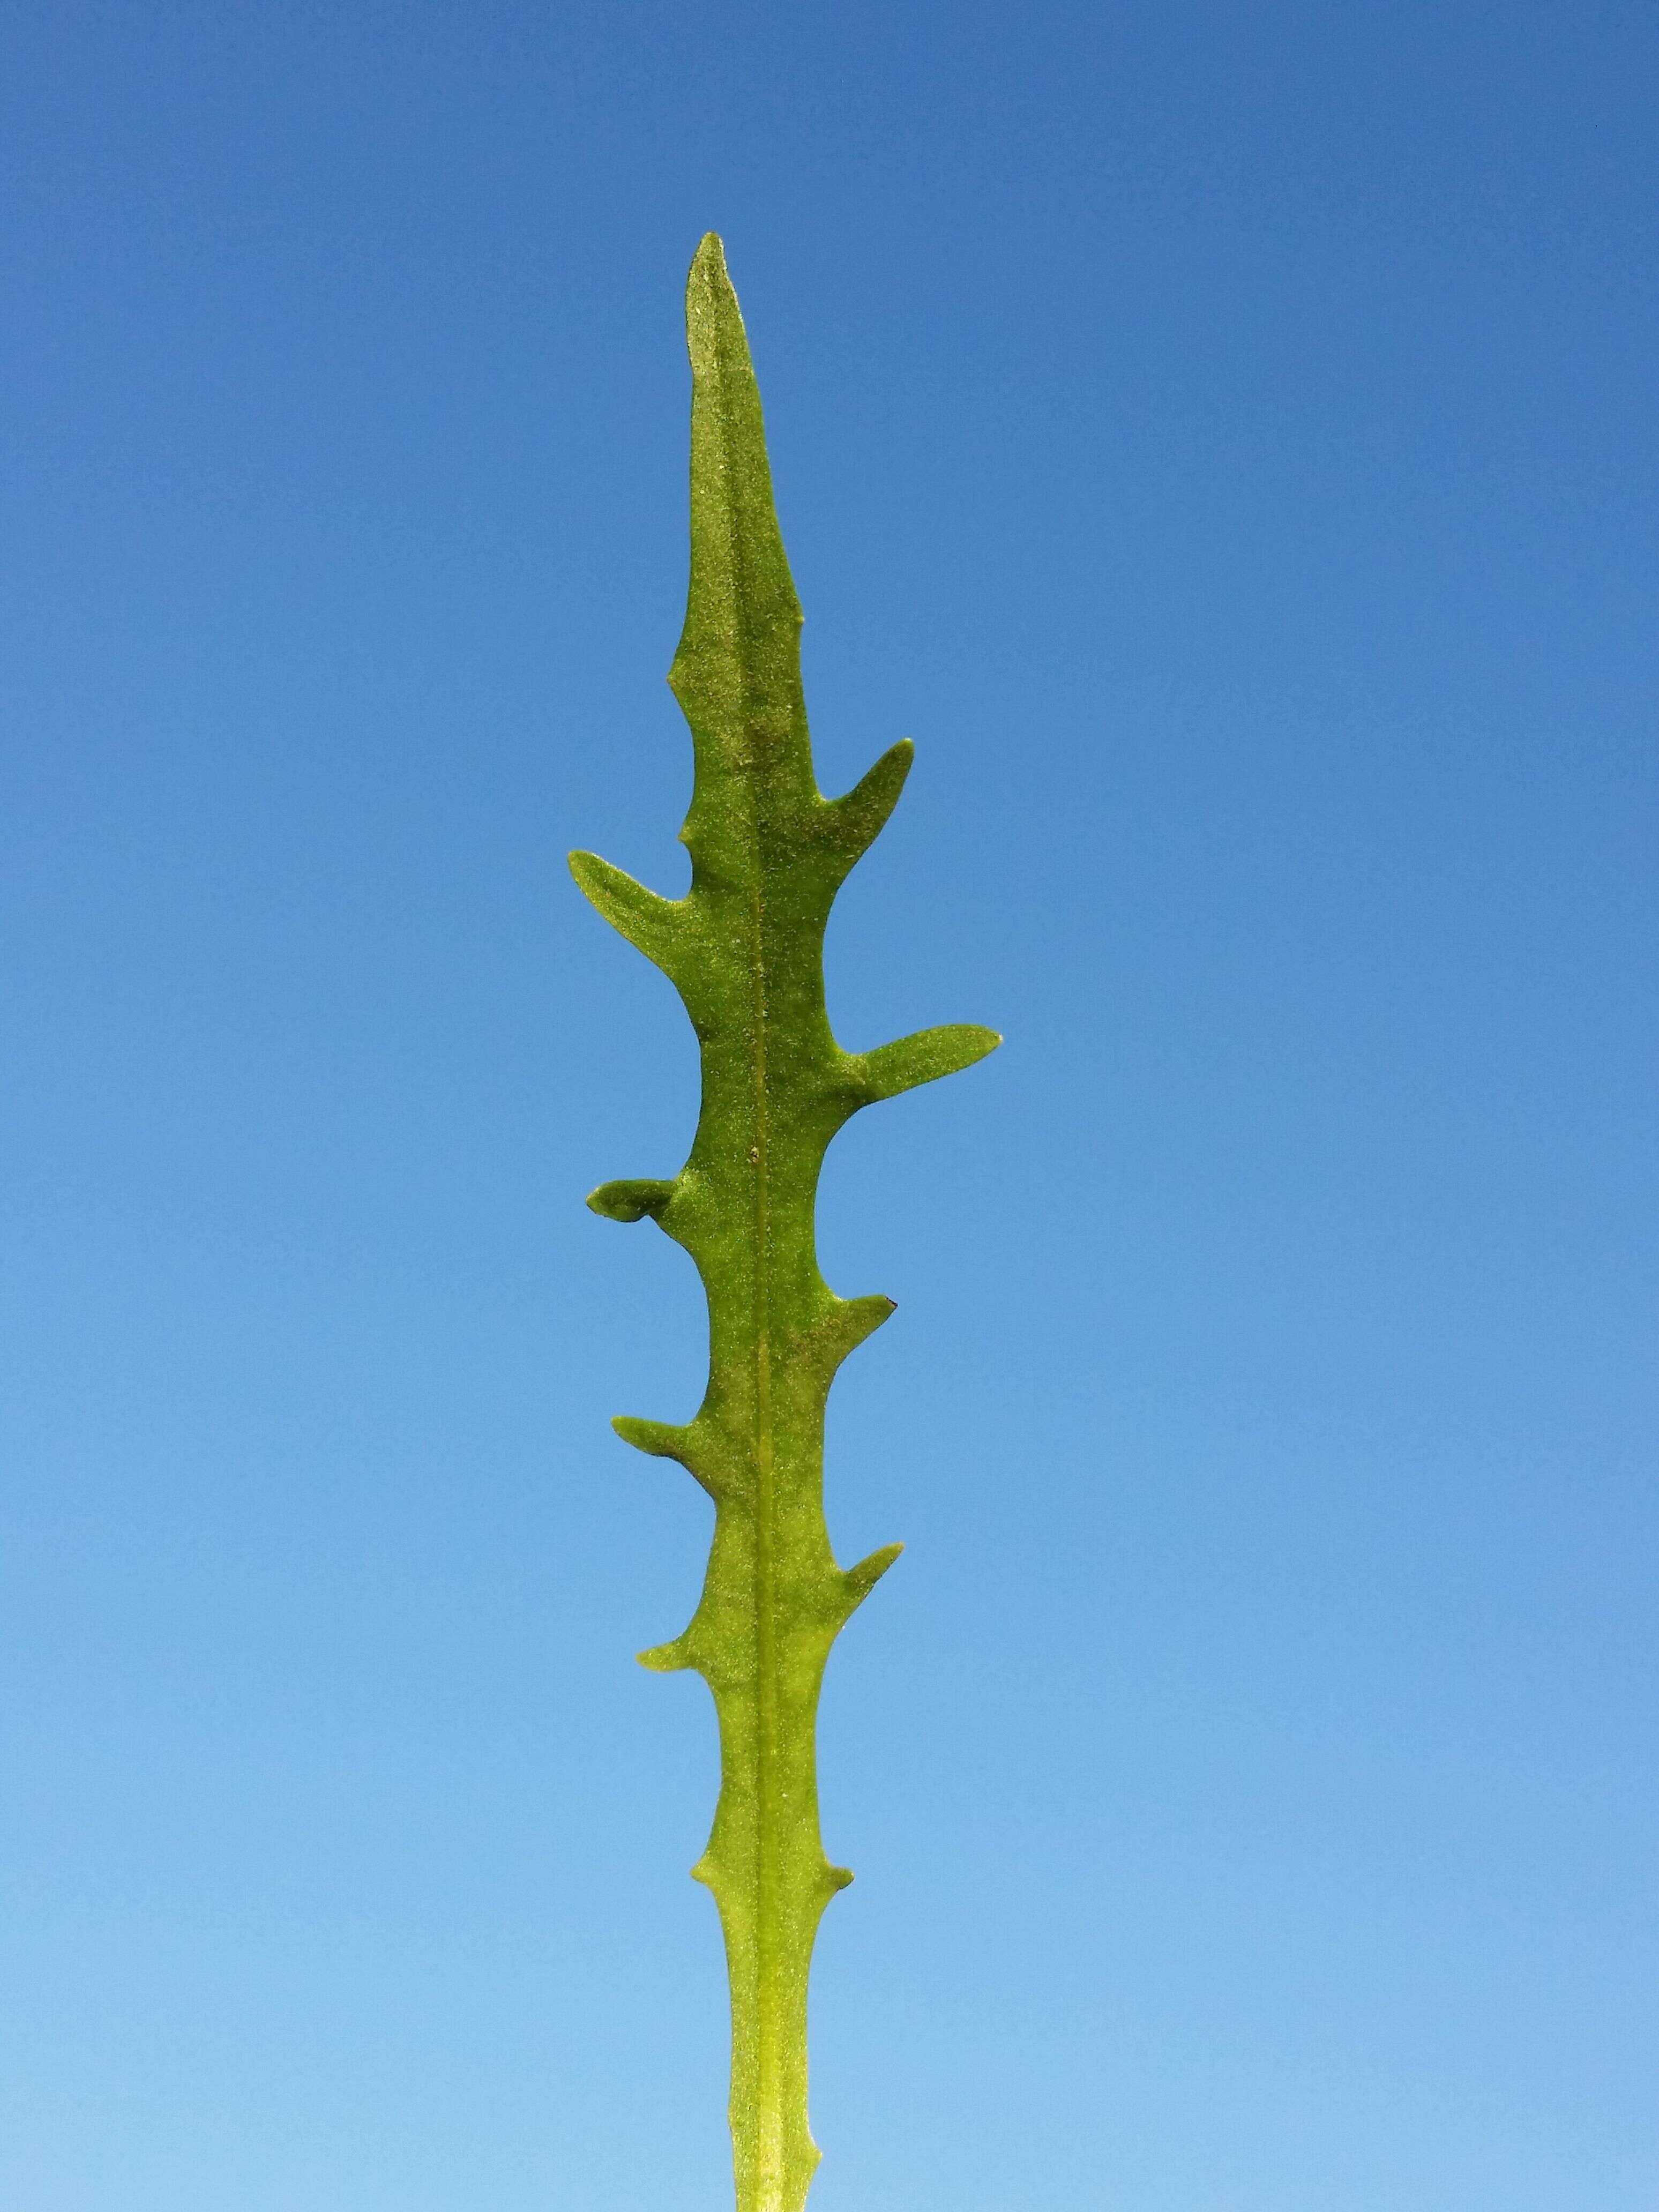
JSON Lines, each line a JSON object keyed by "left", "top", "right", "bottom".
{"left": 1, "top": 4, "right": 1654, "bottom": 2207}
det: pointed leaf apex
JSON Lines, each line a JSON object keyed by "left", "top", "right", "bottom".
{"left": 672, "top": 228, "right": 804, "bottom": 738}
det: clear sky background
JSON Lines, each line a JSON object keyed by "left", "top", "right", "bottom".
{"left": 1, "top": 5, "right": 1654, "bottom": 2209}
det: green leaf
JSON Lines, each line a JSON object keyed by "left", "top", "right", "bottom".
{"left": 576, "top": 232, "right": 998, "bottom": 2212}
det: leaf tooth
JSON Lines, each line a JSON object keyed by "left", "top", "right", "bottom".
{"left": 854, "top": 1022, "right": 1002, "bottom": 1103}
{"left": 825, "top": 1292, "right": 896, "bottom": 1355}
{"left": 610, "top": 1413, "right": 687, "bottom": 1456}
{"left": 819, "top": 738, "right": 913, "bottom": 877}
{"left": 840, "top": 1541, "right": 904, "bottom": 1619}
{"left": 611, "top": 1414, "right": 719, "bottom": 1498}
{"left": 799, "top": 1293, "right": 895, "bottom": 1388}
{"left": 588, "top": 1178, "right": 675, "bottom": 1223}
{"left": 567, "top": 850, "right": 688, "bottom": 978}
{"left": 638, "top": 1632, "right": 698, "bottom": 1675}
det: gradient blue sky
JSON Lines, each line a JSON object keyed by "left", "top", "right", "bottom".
{"left": 1, "top": 5, "right": 1655, "bottom": 2208}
